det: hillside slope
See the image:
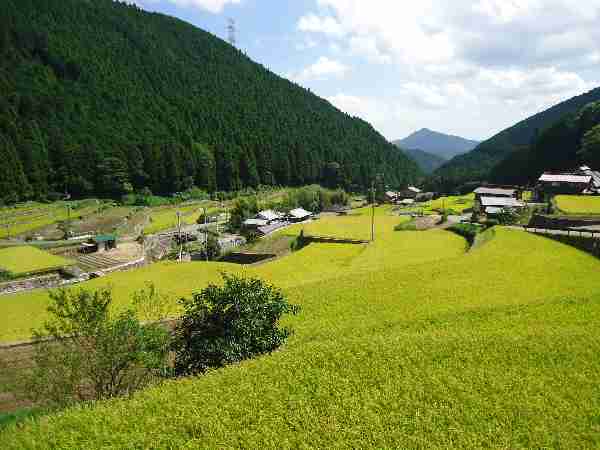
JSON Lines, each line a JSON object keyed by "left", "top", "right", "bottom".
{"left": 430, "top": 88, "right": 600, "bottom": 190}
{"left": 3, "top": 225, "right": 600, "bottom": 447}
{"left": 401, "top": 148, "right": 447, "bottom": 174}
{"left": 490, "top": 101, "right": 600, "bottom": 185}
{"left": 394, "top": 128, "right": 479, "bottom": 159}
{"left": 0, "top": 0, "right": 420, "bottom": 202}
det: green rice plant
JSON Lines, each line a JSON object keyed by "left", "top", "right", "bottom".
{"left": 3, "top": 229, "right": 600, "bottom": 447}
{"left": 555, "top": 195, "right": 600, "bottom": 215}
{"left": 0, "top": 247, "right": 73, "bottom": 277}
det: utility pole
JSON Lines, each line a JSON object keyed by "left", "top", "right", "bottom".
{"left": 177, "top": 211, "right": 182, "bottom": 261}
{"left": 203, "top": 207, "right": 208, "bottom": 262}
{"left": 371, "top": 180, "right": 375, "bottom": 242}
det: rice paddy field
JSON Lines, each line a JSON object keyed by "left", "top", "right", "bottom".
{"left": 0, "top": 246, "right": 73, "bottom": 277}
{"left": 143, "top": 203, "right": 219, "bottom": 235}
{"left": 555, "top": 195, "right": 600, "bottom": 215}
{"left": 0, "top": 200, "right": 102, "bottom": 239}
{"left": 2, "top": 207, "right": 600, "bottom": 448}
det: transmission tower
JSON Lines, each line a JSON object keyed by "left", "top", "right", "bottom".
{"left": 227, "top": 18, "right": 236, "bottom": 47}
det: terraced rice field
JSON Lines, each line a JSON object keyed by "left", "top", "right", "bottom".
{"left": 2, "top": 208, "right": 600, "bottom": 447}
{"left": 0, "top": 247, "right": 73, "bottom": 277}
{"left": 143, "top": 203, "right": 209, "bottom": 235}
{"left": 555, "top": 195, "right": 600, "bottom": 215}
{"left": 75, "top": 254, "right": 127, "bottom": 273}
{"left": 0, "top": 201, "right": 101, "bottom": 239}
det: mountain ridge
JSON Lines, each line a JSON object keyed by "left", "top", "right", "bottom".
{"left": 394, "top": 128, "right": 480, "bottom": 160}
{"left": 0, "top": 0, "right": 420, "bottom": 203}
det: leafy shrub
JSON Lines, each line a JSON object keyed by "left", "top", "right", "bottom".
{"left": 20, "top": 287, "right": 171, "bottom": 407}
{"left": 172, "top": 273, "right": 300, "bottom": 376}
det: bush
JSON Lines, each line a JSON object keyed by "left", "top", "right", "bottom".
{"left": 20, "top": 287, "right": 171, "bottom": 407}
{"left": 172, "top": 273, "right": 300, "bottom": 376}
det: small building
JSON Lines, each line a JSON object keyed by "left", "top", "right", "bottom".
{"left": 399, "top": 198, "right": 415, "bottom": 206}
{"left": 535, "top": 173, "right": 593, "bottom": 201}
{"left": 94, "top": 234, "right": 117, "bottom": 252}
{"left": 398, "top": 186, "right": 422, "bottom": 200}
{"left": 81, "top": 234, "right": 117, "bottom": 253}
{"left": 474, "top": 187, "right": 517, "bottom": 201}
{"left": 257, "top": 210, "right": 283, "bottom": 224}
{"left": 287, "top": 208, "right": 313, "bottom": 222}
{"left": 385, "top": 191, "right": 398, "bottom": 203}
{"left": 242, "top": 218, "right": 269, "bottom": 229}
{"left": 477, "top": 196, "right": 525, "bottom": 214}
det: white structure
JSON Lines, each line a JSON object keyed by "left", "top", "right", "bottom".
{"left": 257, "top": 210, "right": 282, "bottom": 223}
{"left": 288, "top": 208, "right": 313, "bottom": 222}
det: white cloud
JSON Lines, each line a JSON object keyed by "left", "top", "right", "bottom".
{"left": 291, "top": 57, "right": 349, "bottom": 82}
{"left": 297, "top": 14, "right": 345, "bottom": 37}
{"left": 134, "top": 0, "right": 240, "bottom": 13}
{"left": 296, "top": 0, "right": 600, "bottom": 139}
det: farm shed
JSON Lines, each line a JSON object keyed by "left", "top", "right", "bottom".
{"left": 385, "top": 191, "right": 398, "bottom": 203}
{"left": 535, "top": 170, "right": 595, "bottom": 201}
{"left": 287, "top": 208, "right": 313, "bottom": 222}
{"left": 257, "top": 221, "right": 290, "bottom": 236}
{"left": 398, "top": 186, "right": 422, "bottom": 200}
{"left": 93, "top": 234, "right": 117, "bottom": 252}
{"left": 474, "top": 187, "right": 517, "bottom": 200}
{"left": 242, "top": 218, "right": 269, "bottom": 229}
{"left": 257, "top": 210, "right": 283, "bottom": 224}
{"left": 476, "top": 196, "right": 525, "bottom": 214}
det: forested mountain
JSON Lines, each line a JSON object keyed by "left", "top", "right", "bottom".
{"left": 489, "top": 101, "right": 600, "bottom": 185}
{"left": 0, "top": 0, "right": 420, "bottom": 203}
{"left": 394, "top": 129, "right": 479, "bottom": 160}
{"left": 429, "top": 88, "right": 600, "bottom": 191}
{"left": 399, "top": 148, "right": 447, "bottom": 174}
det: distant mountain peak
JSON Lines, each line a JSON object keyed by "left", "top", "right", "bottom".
{"left": 393, "top": 129, "right": 480, "bottom": 160}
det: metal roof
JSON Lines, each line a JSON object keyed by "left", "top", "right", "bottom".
{"left": 480, "top": 196, "right": 524, "bottom": 207}
{"left": 243, "top": 218, "right": 268, "bottom": 227}
{"left": 94, "top": 234, "right": 117, "bottom": 243}
{"left": 258, "top": 222, "right": 290, "bottom": 235}
{"left": 288, "top": 208, "right": 312, "bottom": 219}
{"left": 538, "top": 174, "right": 592, "bottom": 183}
{"left": 474, "top": 187, "right": 516, "bottom": 196}
{"left": 400, "top": 199, "right": 415, "bottom": 205}
{"left": 257, "top": 210, "right": 282, "bottom": 222}
{"left": 408, "top": 186, "right": 422, "bottom": 193}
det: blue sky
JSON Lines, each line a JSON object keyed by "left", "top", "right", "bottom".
{"left": 132, "top": 0, "right": 600, "bottom": 142}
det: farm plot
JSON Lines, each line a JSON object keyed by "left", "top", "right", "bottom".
{"left": 3, "top": 227, "right": 600, "bottom": 447}
{"left": 0, "top": 247, "right": 73, "bottom": 277}
{"left": 0, "top": 201, "right": 102, "bottom": 239}
{"left": 143, "top": 203, "right": 211, "bottom": 235}
{"left": 555, "top": 195, "right": 600, "bottom": 215}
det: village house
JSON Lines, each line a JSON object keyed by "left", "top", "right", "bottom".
{"left": 476, "top": 196, "right": 525, "bottom": 216}
{"left": 398, "top": 186, "right": 422, "bottom": 200}
{"left": 287, "top": 208, "right": 313, "bottom": 223}
{"left": 474, "top": 187, "right": 518, "bottom": 201}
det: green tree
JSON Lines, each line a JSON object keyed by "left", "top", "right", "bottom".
{"left": 172, "top": 273, "right": 299, "bottom": 375}
{"left": 21, "top": 287, "right": 171, "bottom": 407}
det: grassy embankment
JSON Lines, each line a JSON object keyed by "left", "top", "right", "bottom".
{"left": 2, "top": 208, "right": 600, "bottom": 447}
